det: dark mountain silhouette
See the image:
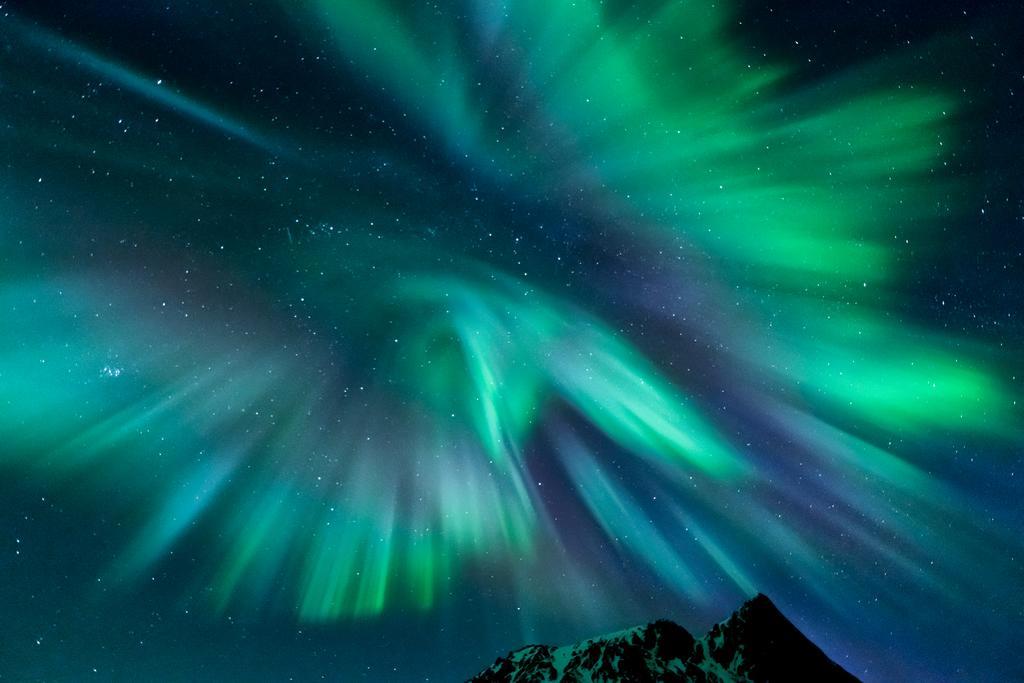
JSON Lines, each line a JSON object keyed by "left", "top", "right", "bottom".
{"left": 470, "top": 594, "right": 859, "bottom": 682}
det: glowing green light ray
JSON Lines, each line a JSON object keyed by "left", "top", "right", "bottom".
{"left": 0, "top": 4, "right": 1018, "bottom": 664}
{"left": 119, "top": 453, "right": 240, "bottom": 577}
{"left": 559, "top": 434, "right": 708, "bottom": 605}
{"left": 11, "top": 17, "right": 281, "bottom": 155}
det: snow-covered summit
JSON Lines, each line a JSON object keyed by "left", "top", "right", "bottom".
{"left": 470, "top": 594, "right": 859, "bottom": 682}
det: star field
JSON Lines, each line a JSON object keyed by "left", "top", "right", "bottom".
{"left": 0, "top": 1, "right": 1022, "bottom": 681}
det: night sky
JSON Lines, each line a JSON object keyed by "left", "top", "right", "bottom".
{"left": 1, "top": 1, "right": 1022, "bottom": 681}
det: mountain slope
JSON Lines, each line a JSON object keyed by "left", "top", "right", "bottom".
{"left": 470, "top": 594, "right": 859, "bottom": 682}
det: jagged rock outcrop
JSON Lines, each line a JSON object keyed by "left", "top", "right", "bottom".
{"left": 470, "top": 594, "right": 859, "bottom": 682}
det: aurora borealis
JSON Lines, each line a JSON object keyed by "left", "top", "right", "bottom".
{"left": 1, "top": 1, "right": 1022, "bottom": 680}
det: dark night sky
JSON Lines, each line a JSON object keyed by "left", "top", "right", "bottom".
{"left": 0, "top": 1, "right": 1022, "bottom": 681}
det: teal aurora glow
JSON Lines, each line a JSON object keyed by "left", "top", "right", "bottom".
{"left": 0, "top": 1, "right": 1021, "bottom": 681}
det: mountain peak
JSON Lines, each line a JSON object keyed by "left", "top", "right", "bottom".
{"left": 470, "top": 595, "right": 859, "bottom": 682}
{"left": 737, "top": 592, "right": 782, "bottom": 618}
{"left": 687, "top": 592, "right": 857, "bottom": 683}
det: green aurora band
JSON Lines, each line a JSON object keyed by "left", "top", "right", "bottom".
{"left": 0, "top": 1, "right": 1020, "bottom": 678}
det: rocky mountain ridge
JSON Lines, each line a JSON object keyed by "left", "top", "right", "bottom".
{"left": 470, "top": 594, "right": 859, "bottom": 682}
